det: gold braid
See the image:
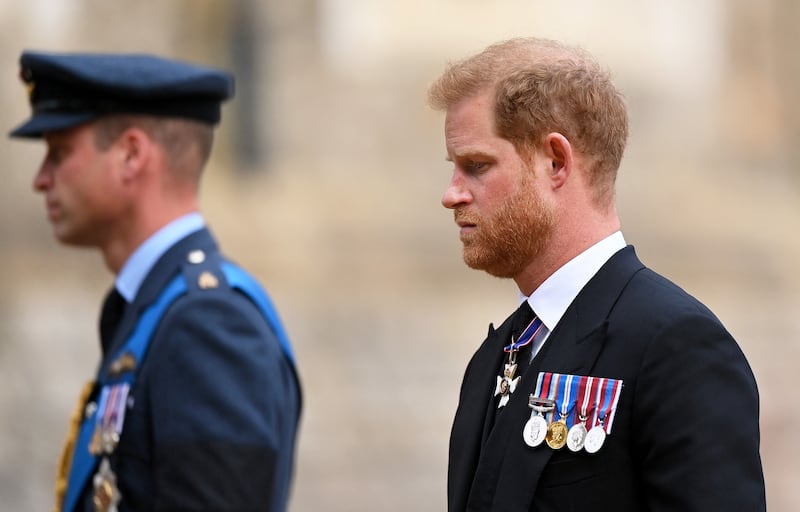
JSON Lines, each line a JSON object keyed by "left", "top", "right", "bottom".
{"left": 54, "top": 380, "right": 96, "bottom": 512}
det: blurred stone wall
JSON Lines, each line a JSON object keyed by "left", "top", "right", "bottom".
{"left": 1, "top": 1, "right": 798, "bottom": 510}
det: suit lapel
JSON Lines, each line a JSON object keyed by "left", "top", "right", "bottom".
{"left": 464, "top": 246, "right": 645, "bottom": 511}
{"left": 448, "top": 317, "right": 514, "bottom": 512}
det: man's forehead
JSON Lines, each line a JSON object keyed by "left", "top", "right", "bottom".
{"left": 445, "top": 99, "right": 500, "bottom": 151}
{"left": 43, "top": 122, "right": 94, "bottom": 143}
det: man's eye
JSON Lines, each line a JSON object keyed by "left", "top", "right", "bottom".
{"left": 45, "top": 148, "right": 62, "bottom": 164}
{"left": 466, "top": 161, "right": 487, "bottom": 173}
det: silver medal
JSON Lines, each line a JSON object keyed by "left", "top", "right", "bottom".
{"left": 524, "top": 395, "right": 555, "bottom": 448}
{"left": 566, "top": 422, "right": 587, "bottom": 452}
{"left": 523, "top": 413, "right": 549, "bottom": 447}
{"left": 584, "top": 425, "right": 607, "bottom": 454}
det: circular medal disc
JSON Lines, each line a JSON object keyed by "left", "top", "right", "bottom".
{"left": 545, "top": 420, "right": 568, "bottom": 450}
{"left": 499, "top": 378, "right": 509, "bottom": 395}
{"left": 566, "top": 423, "right": 588, "bottom": 452}
{"left": 584, "top": 425, "right": 607, "bottom": 454}
{"left": 523, "top": 414, "right": 548, "bottom": 447}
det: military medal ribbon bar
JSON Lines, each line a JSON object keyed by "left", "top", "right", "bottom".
{"left": 524, "top": 372, "right": 623, "bottom": 453}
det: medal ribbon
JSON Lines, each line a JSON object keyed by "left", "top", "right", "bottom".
{"left": 97, "top": 383, "right": 130, "bottom": 444}
{"left": 544, "top": 373, "right": 560, "bottom": 423}
{"left": 588, "top": 377, "right": 623, "bottom": 434}
{"left": 532, "top": 371, "right": 547, "bottom": 397}
{"left": 532, "top": 373, "right": 623, "bottom": 432}
{"left": 575, "top": 376, "right": 593, "bottom": 425}
{"left": 557, "top": 374, "right": 573, "bottom": 421}
{"left": 503, "top": 315, "right": 543, "bottom": 353}
{"left": 603, "top": 378, "right": 623, "bottom": 433}
{"left": 589, "top": 377, "right": 607, "bottom": 429}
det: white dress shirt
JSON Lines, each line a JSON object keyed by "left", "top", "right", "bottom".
{"left": 523, "top": 231, "right": 627, "bottom": 360}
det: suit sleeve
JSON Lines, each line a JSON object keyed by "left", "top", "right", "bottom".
{"left": 633, "top": 312, "right": 766, "bottom": 511}
{"left": 145, "top": 289, "right": 300, "bottom": 511}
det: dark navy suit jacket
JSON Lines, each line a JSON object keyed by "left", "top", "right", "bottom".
{"left": 448, "top": 246, "right": 765, "bottom": 511}
{"left": 77, "top": 228, "right": 301, "bottom": 511}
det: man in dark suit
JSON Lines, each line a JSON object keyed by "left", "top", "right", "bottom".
{"left": 428, "top": 37, "right": 765, "bottom": 511}
{"left": 9, "top": 51, "right": 301, "bottom": 511}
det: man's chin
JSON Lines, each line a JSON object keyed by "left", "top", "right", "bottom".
{"left": 52, "top": 227, "right": 90, "bottom": 247}
{"left": 463, "top": 251, "right": 516, "bottom": 279}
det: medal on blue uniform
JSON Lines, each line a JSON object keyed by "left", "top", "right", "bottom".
{"left": 494, "top": 314, "right": 543, "bottom": 408}
{"left": 93, "top": 457, "right": 121, "bottom": 512}
{"left": 88, "top": 383, "right": 129, "bottom": 456}
{"left": 89, "top": 382, "right": 129, "bottom": 511}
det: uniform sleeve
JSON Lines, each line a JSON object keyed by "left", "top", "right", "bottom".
{"left": 145, "top": 289, "right": 300, "bottom": 511}
{"left": 633, "top": 312, "right": 766, "bottom": 511}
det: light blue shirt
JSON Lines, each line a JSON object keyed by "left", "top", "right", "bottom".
{"left": 115, "top": 212, "right": 205, "bottom": 302}
{"left": 523, "top": 231, "right": 627, "bottom": 359}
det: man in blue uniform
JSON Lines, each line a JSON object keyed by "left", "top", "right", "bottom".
{"left": 429, "top": 38, "right": 765, "bottom": 511}
{"left": 9, "top": 51, "right": 301, "bottom": 512}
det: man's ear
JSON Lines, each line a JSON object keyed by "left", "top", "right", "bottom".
{"left": 116, "top": 127, "right": 153, "bottom": 182}
{"left": 543, "top": 132, "right": 573, "bottom": 189}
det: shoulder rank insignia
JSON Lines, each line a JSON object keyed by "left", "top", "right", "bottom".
{"left": 108, "top": 352, "right": 137, "bottom": 377}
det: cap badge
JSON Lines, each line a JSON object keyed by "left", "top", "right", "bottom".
{"left": 19, "top": 69, "right": 35, "bottom": 100}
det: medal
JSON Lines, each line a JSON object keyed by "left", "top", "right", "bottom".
{"left": 566, "top": 421, "right": 588, "bottom": 451}
{"left": 90, "top": 384, "right": 129, "bottom": 455}
{"left": 87, "top": 383, "right": 130, "bottom": 510}
{"left": 525, "top": 372, "right": 624, "bottom": 453}
{"left": 93, "top": 457, "right": 121, "bottom": 512}
{"left": 567, "top": 376, "right": 593, "bottom": 452}
{"left": 494, "top": 314, "right": 543, "bottom": 408}
{"left": 545, "top": 374, "right": 574, "bottom": 450}
{"left": 523, "top": 395, "right": 555, "bottom": 447}
{"left": 583, "top": 377, "right": 623, "bottom": 454}
{"left": 584, "top": 420, "right": 607, "bottom": 454}
{"left": 494, "top": 362, "right": 521, "bottom": 408}
{"left": 545, "top": 418, "right": 568, "bottom": 449}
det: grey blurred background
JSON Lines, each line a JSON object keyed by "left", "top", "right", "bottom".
{"left": 1, "top": 1, "right": 798, "bottom": 510}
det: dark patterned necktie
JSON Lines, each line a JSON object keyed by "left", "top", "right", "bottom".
{"left": 99, "top": 288, "right": 127, "bottom": 350}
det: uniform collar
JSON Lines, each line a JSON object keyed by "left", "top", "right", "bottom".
{"left": 115, "top": 212, "right": 205, "bottom": 302}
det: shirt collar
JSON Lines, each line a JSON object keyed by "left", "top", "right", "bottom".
{"left": 116, "top": 212, "right": 205, "bottom": 302}
{"left": 523, "top": 231, "right": 626, "bottom": 332}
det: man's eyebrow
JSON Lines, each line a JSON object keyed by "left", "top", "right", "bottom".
{"left": 449, "top": 148, "right": 492, "bottom": 161}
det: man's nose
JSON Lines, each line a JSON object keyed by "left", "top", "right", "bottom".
{"left": 441, "top": 174, "right": 471, "bottom": 209}
{"left": 32, "top": 164, "right": 52, "bottom": 192}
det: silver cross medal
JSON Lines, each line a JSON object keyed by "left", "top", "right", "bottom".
{"left": 494, "top": 350, "right": 521, "bottom": 408}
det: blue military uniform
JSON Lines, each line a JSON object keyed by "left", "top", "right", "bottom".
{"left": 9, "top": 51, "right": 302, "bottom": 511}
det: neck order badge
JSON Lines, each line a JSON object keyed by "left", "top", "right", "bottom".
{"left": 494, "top": 315, "right": 544, "bottom": 408}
